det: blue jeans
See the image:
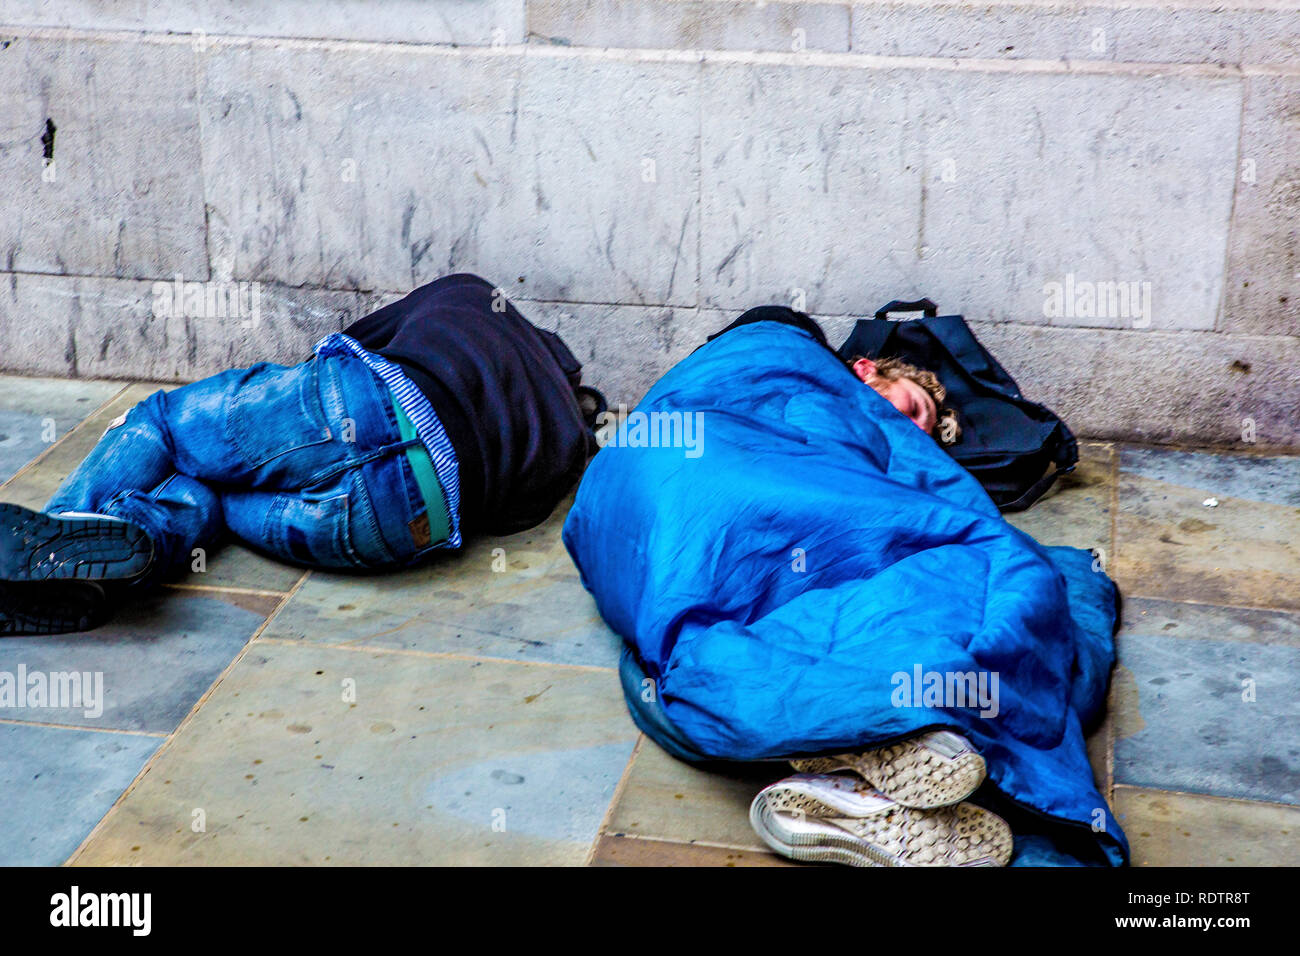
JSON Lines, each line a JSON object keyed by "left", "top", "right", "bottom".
{"left": 45, "top": 353, "right": 441, "bottom": 588}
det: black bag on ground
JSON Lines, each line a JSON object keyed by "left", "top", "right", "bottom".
{"left": 838, "top": 298, "right": 1078, "bottom": 512}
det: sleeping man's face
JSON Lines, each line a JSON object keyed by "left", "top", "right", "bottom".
{"left": 850, "top": 357, "right": 938, "bottom": 435}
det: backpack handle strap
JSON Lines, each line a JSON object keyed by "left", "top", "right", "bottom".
{"left": 998, "top": 422, "right": 1078, "bottom": 512}
{"left": 1000, "top": 467, "right": 1063, "bottom": 514}
{"left": 874, "top": 298, "right": 938, "bottom": 320}
{"left": 575, "top": 385, "right": 608, "bottom": 430}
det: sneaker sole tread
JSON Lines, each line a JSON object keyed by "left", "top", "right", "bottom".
{"left": 752, "top": 790, "right": 1012, "bottom": 867}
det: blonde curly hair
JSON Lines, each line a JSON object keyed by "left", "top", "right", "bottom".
{"left": 852, "top": 355, "right": 962, "bottom": 445}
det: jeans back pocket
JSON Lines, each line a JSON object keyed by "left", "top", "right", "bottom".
{"left": 228, "top": 361, "right": 336, "bottom": 473}
{"left": 261, "top": 490, "right": 364, "bottom": 570}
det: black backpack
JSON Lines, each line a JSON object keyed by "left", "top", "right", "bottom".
{"left": 838, "top": 299, "right": 1077, "bottom": 512}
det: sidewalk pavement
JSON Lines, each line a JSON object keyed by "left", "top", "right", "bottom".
{"left": 0, "top": 375, "right": 1296, "bottom": 866}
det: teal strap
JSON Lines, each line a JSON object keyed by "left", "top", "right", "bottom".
{"left": 390, "top": 394, "right": 451, "bottom": 548}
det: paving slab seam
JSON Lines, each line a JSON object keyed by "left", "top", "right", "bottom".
{"left": 254, "top": 635, "right": 621, "bottom": 674}
{"left": 1117, "top": 437, "right": 1300, "bottom": 458}
{"left": 0, "top": 382, "right": 134, "bottom": 494}
{"left": 1103, "top": 725, "right": 1115, "bottom": 803}
{"left": 1, "top": 23, "right": 1294, "bottom": 78}
{"left": 600, "top": 832, "right": 774, "bottom": 855}
{"left": 295, "top": 612, "right": 565, "bottom": 650}
{"left": 163, "top": 582, "right": 294, "bottom": 598}
{"left": 1111, "top": 592, "right": 1300, "bottom": 616}
{"left": 0, "top": 717, "right": 168, "bottom": 739}
{"left": 584, "top": 734, "right": 645, "bottom": 866}
{"left": 1106, "top": 441, "right": 1119, "bottom": 570}
{"left": 1113, "top": 783, "right": 1300, "bottom": 814}
{"left": 1104, "top": 441, "right": 1119, "bottom": 802}
{"left": 62, "top": 568, "right": 312, "bottom": 865}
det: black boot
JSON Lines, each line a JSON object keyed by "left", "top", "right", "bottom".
{"left": 0, "top": 503, "right": 154, "bottom": 583}
{"left": 0, "top": 580, "right": 113, "bottom": 635}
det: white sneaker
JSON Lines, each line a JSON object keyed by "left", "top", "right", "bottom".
{"left": 790, "top": 730, "right": 986, "bottom": 808}
{"left": 750, "top": 772, "right": 1013, "bottom": 868}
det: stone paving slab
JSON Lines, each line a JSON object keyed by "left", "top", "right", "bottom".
{"left": 1121, "top": 596, "right": 1300, "bottom": 650}
{"left": 1116, "top": 785, "right": 1300, "bottom": 867}
{"left": 0, "top": 722, "right": 162, "bottom": 866}
{"left": 261, "top": 496, "right": 623, "bottom": 669}
{"left": 168, "top": 545, "right": 306, "bottom": 596}
{"left": 72, "top": 641, "right": 637, "bottom": 865}
{"left": 0, "top": 382, "right": 171, "bottom": 509}
{"left": 0, "top": 363, "right": 1288, "bottom": 869}
{"left": 0, "top": 590, "right": 270, "bottom": 734}
{"left": 1115, "top": 448, "right": 1300, "bottom": 611}
{"left": 0, "top": 376, "right": 122, "bottom": 483}
{"left": 1113, "top": 629, "right": 1300, "bottom": 806}
{"left": 604, "top": 739, "right": 777, "bottom": 851}
{"left": 1120, "top": 446, "right": 1300, "bottom": 509}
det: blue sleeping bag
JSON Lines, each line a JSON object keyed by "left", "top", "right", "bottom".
{"left": 562, "top": 321, "right": 1127, "bottom": 866}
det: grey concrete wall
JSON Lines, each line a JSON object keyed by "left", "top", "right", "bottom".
{"left": 0, "top": 2, "right": 1297, "bottom": 448}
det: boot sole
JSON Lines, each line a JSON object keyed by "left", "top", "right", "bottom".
{"left": 0, "top": 580, "right": 112, "bottom": 635}
{"left": 0, "top": 503, "right": 153, "bottom": 582}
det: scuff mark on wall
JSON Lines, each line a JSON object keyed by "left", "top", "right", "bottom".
{"left": 41, "top": 118, "right": 56, "bottom": 162}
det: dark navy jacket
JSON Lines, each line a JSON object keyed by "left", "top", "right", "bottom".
{"left": 343, "top": 274, "right": 592, "bottom": 537}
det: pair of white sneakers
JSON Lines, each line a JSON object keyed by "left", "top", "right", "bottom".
{"left": 750, "top": 730, "right": 1014, "bottom": 867}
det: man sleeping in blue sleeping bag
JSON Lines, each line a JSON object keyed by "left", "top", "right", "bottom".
{"left": 561, "top": 308, "right": 1128, "bottom": 868}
